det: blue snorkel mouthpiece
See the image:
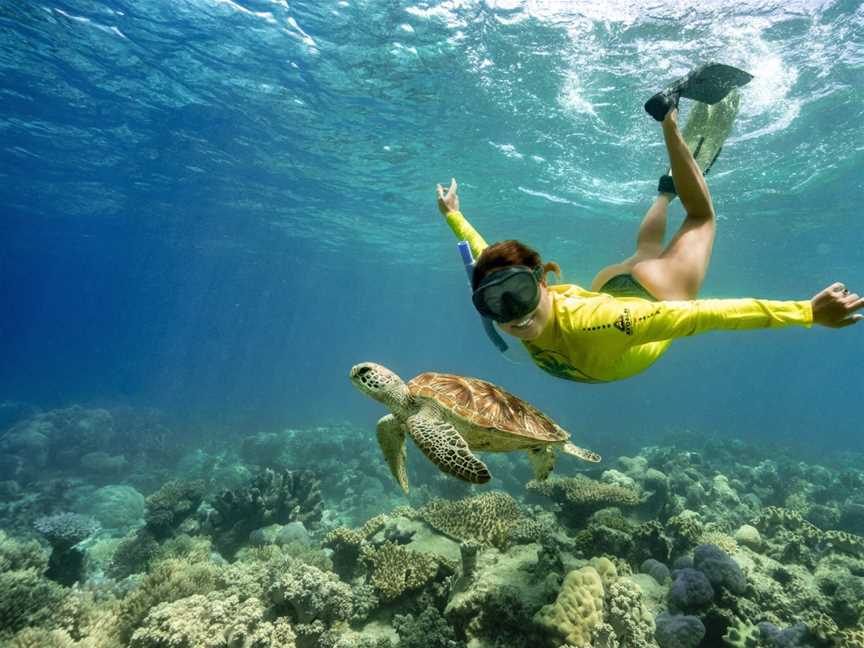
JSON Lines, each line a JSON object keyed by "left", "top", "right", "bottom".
{"left": 457, "top": 241, "right": 509, "bottom": 353}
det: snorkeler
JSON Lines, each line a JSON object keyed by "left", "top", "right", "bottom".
{"left": 436, "top": 72, "right": 863, "bottom": 384}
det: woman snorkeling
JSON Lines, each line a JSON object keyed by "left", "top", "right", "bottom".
{"left": 436, "top": 106, "right": 862, "bottom": 384}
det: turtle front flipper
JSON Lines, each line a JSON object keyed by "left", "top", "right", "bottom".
{"left": 406, "top": 408, "right": 491, "bottom": 485}
{"left": 377, "top": 414, "right": 409, "bottom": 495}
{"left": 562, "top": 442, "right": 601, "bottom": 463}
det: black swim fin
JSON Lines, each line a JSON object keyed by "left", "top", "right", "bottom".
{"left": 644, "top": 63, "right": 753, "bottom": 122}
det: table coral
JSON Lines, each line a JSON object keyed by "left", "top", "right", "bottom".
{"left": 33, "top": 513, "right": 100, "bottom": 586}
{"left": 418, "top": 491, "right": 538, "bottom": 549}
{"left": 528, "top": 476, "right": 642, "bottom": 525}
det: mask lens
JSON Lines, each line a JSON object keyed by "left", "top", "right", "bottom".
{"left": 472, "top": 267, "right": 541, "bottom": 322}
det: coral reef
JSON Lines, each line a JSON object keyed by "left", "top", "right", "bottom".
{"left": 129, "top": 593, "right": 296, "bottom": 648}
{"left": 0, "top": 531, "right": 68, "bottom": 640}
{"left": 534, "top": 564, "right": 606, "bottom": 647}
{"left": 33, "top": 512, "right": 100, "bottom": 586}
{"left": 108, "top": 479, "right": 205, "bottom": 579}
{"left": 204, "top": 468, "right": 323, "bottom": 558}
{"left": 2, "top": 411, "right": 864, "bottom": 648}
{"left": 527, "top": 476, "right": 642, "bottom": 526}
{"left": 417, "top": 491, "right": 539, "bottom": 549}
{"left": 360, "top": 540, "right": 455, "bottom": 602}
{"left": 654, "top": 612, "right": 705, "bottom": 648}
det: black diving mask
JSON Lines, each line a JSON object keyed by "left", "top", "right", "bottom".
{"left": 472, "top": 266, "right": 544, "bottom": 323}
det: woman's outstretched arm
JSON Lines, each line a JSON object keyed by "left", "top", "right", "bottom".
{"left": 437, "top": 178, "right": 488, "bottom": 258}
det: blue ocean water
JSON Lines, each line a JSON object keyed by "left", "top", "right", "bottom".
{"left": 1, "top": 0, "right": 862, "bottom": 456}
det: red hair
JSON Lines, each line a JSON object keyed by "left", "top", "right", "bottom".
{"left": 472, "top": 240, "right": 561, "bottom": 290}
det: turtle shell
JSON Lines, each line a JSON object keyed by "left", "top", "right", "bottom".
{"left": 407, "top": 372, "right": 567, "bottom": 443}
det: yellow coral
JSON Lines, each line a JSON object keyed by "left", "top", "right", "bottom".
{"left": 534, "top": 566, "right": 605, "bottom": 647}
{"left": 418, "top": 491, "right": 535, "bottom": 549}
{"left": 591, "top": 556, "right": 618, "bottom": 585}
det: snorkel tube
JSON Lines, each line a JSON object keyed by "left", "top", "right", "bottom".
{"left": 458, "top": 241, "right": 509, "bottom": 353}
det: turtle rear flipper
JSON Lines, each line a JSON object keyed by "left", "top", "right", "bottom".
{"left": 406, "top": 409, "right": 491, "bottom": 485}
{"left": 562, "top": 442, "right": 601, "bottom": 463}
{"left": 377, "top": 414, "right": 409, "bottom": 495}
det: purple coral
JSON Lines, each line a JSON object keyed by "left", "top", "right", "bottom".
{"left": 693, "top": 543, "right": 746, "bottom": 594}
{"left": 669, "top": 568, "right": 714, "bottom": 610}
{"left": 655, "top": 613, "right": 706, "bottom": 648}
{"left": 758, "top": 622, "right": 813, "bottom": 647}
{"left": 641, "top": 558, "right": 671, "bottom": 584}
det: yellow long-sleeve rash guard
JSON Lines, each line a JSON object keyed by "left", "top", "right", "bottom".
{"left": 445, "top": 209, "right": 813, "bottom": 383}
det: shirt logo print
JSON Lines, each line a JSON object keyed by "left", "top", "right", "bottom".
{"left": 614, "top": 308, "right": 633, "bottom": 335}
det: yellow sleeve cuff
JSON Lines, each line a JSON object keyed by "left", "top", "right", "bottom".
{"left": 444, "top": 210, "right": 488, "bottom": 259}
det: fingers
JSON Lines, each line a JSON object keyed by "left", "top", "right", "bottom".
{"left": 449, "top": 177, "right": 457, "bottom": 195}
{"left": 436, "top": 183, "right": 444, "bottom": 199}
{"left": 829, "top": 281, "right": 846, "bottom": 294}
{"left": 836, "top": 314, "right": 862, "bottom": 328}
{"left": 848, "top": 296, "right": 864, "bottom": 311}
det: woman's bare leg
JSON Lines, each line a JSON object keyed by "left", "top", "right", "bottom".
{"left": 590, "top": 193, "right": 674, "bottom": 291}
{"left": 631, "top": 108, "right": 717, "bottom": 300}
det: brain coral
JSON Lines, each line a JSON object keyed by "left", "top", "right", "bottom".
{"left": 534, "top": 565, "right": 605, "bottom": 647}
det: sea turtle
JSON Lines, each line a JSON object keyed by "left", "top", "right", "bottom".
{"left": 349, "top": 362, "right": 600, "bottom": 494}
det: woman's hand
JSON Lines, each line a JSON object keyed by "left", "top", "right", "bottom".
{"left": 811, "top": 282, "right": 864, "bottom": 328}
{"left": 436, "top": 177, "right": 460, "bottom": 216}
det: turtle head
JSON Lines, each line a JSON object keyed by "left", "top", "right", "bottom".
{"left": 349, "top": 362, "right": 410, "bottom": 411}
